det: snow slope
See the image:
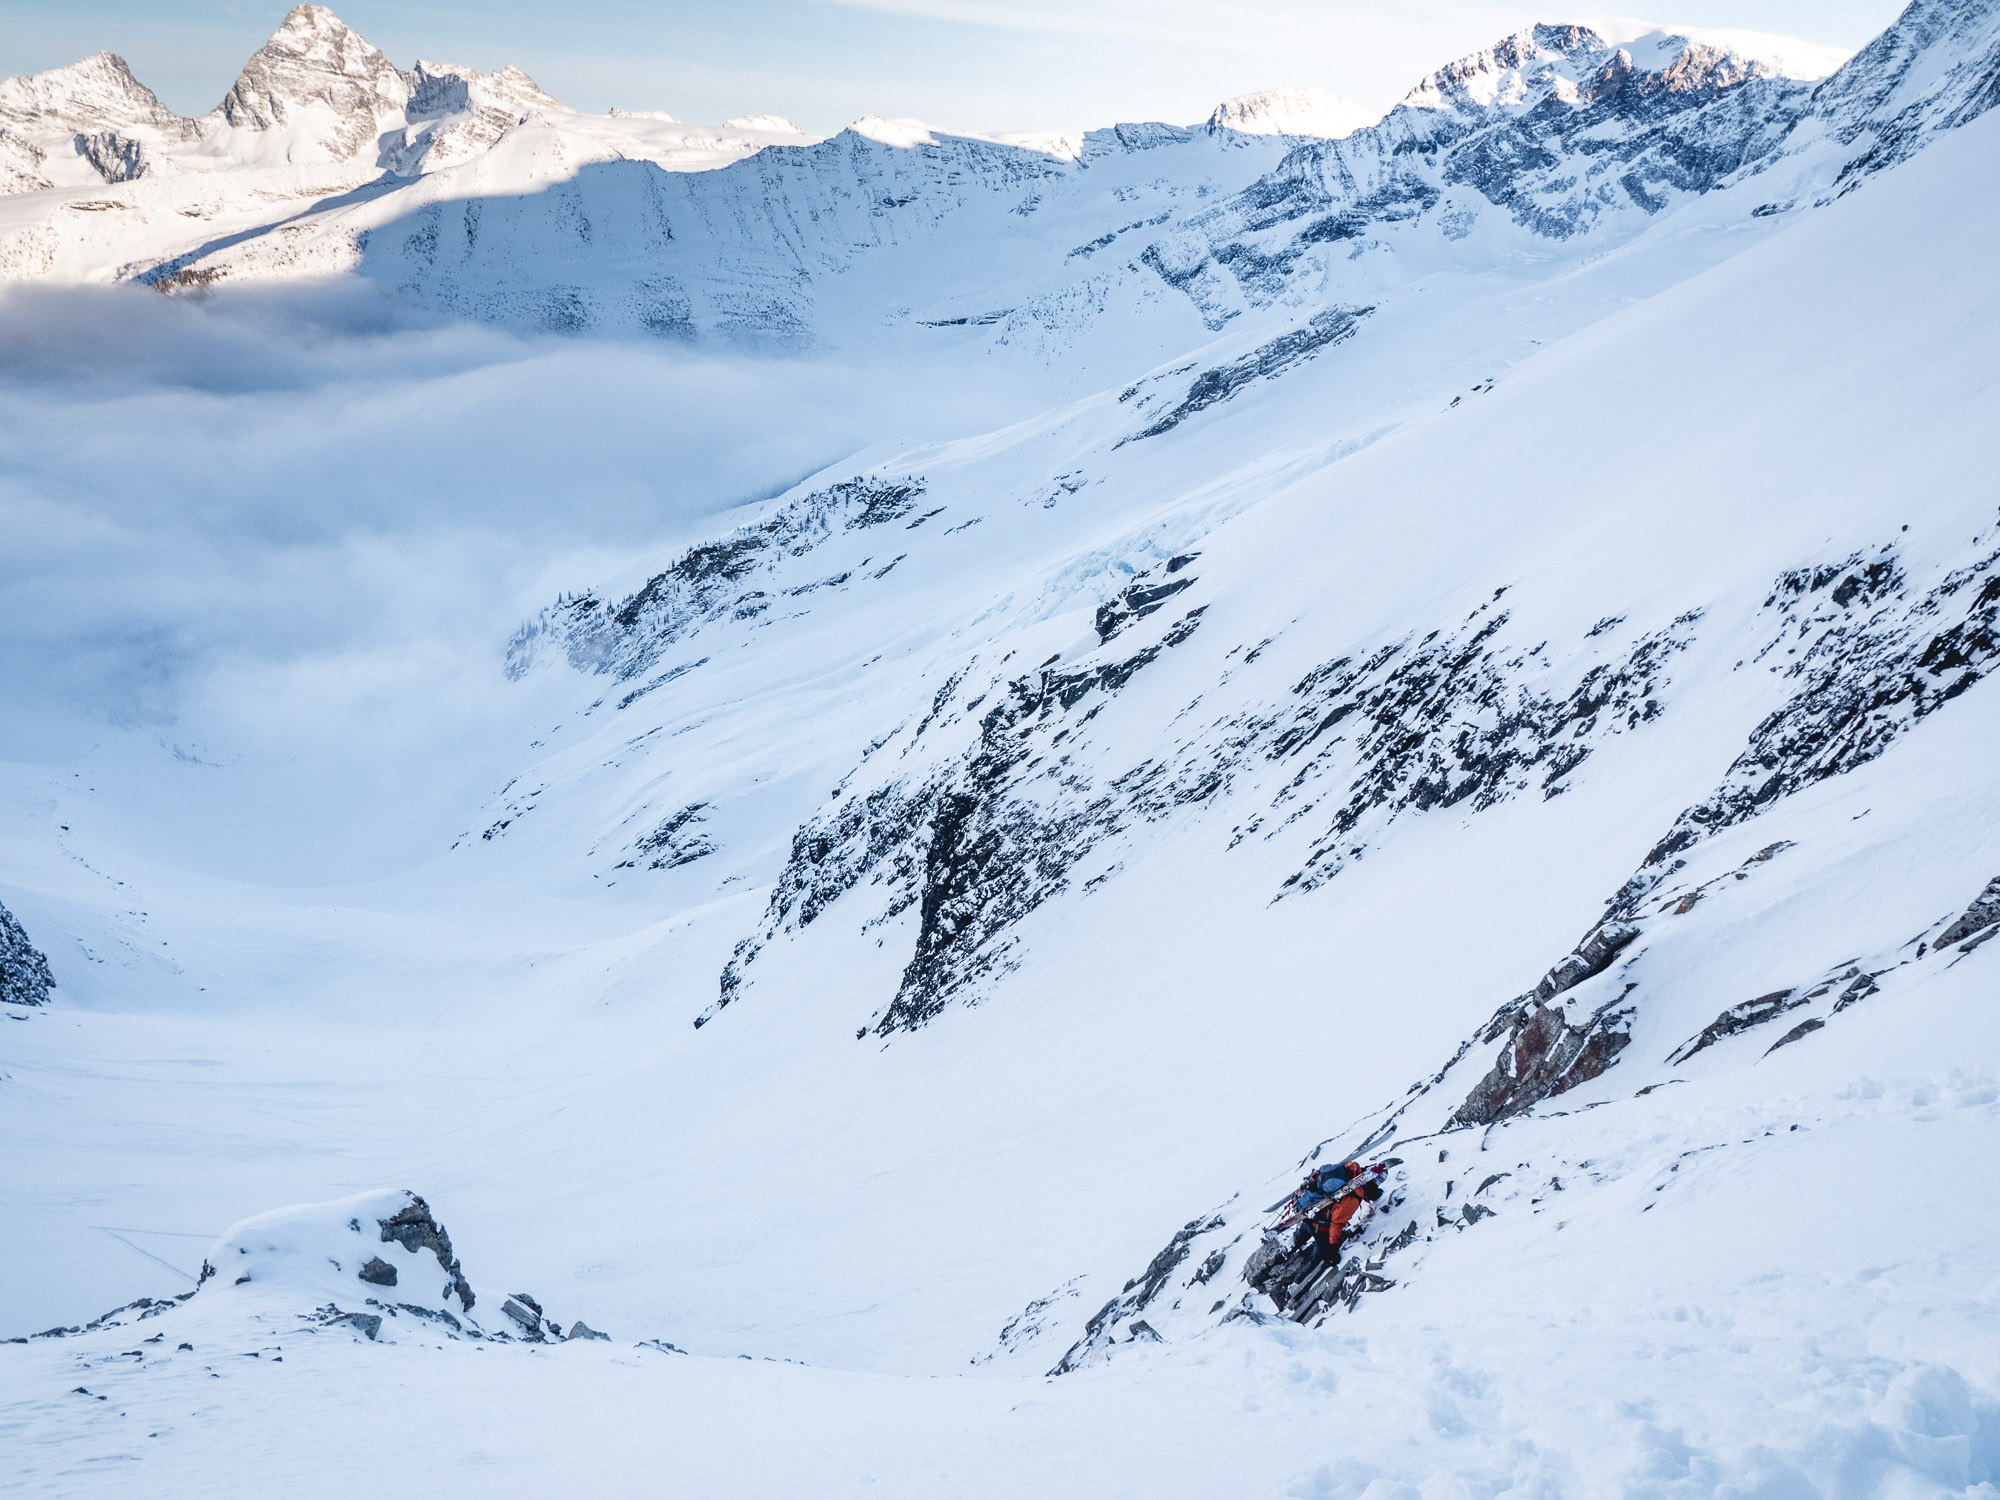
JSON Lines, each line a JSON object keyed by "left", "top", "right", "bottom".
{"left": 3, "top": 1, "right": 2000, "bottom": 1494}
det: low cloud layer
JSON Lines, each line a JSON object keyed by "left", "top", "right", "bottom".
{"left": 0, "top": 284, "right": 1016, "bottom": 881}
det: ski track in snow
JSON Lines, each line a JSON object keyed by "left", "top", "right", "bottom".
{"left": 4, "top": 2, "right": 2000, "bottom": 1494}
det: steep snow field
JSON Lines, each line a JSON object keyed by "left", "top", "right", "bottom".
{"left": 4, "top": 2, "right": 2000, "bottom": 1495}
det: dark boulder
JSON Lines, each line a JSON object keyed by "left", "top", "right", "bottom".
{"left": 357, "top": 1256, "right": 398, "bottom": 1287}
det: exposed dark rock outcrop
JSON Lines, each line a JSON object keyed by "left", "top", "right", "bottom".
{"left": 329, "top": 1309, "right": 383, "bottom": 1340}
{"left": 1766, "top": 1016, "right": 1826, "bottom": 1054}
{"left": 1531, "top": 921, "right": 1641, "bottom": 1004}
{"left": 1094, "top": 556, "right": 1198, "bottom": 641}
{"left": 1450, "top": 992, "right": 1634, "bottom": 1127}
{"left": 624, "top": 802, "right": 716, "bottom": 870}
{"left": 1667, "top": 988, "right": 1805, "bottom": 1066}
{"left": 501, "top": 1293, "right": 545, "bottom": 1336}
{"left": 704, "top": 597, "right": 1216, "bottom": 1034}
{"left": 0, "top": 898, "right": 54, "bottom": 1008}
{"left": 73, "top": 129, "right": 147, "bottom": 181}
{"left": 1125, "top": 306, "right": 1373, "bottom": 440}
{"left": 9, "top": 1292, "right": 199, "bottom": 1344}
{"left": 1658, "top": 963, "right": 1877, "bottom": 1068}
{"left": 1637, "top": 541, "right": 2000, "bottom": 889}
{"left": 377, "top": 1195, "right": 474, "bottom": 1312}
{"left": 1267, "top": 609, "right": 1700, "bottom": 894}
{"left": 1422, "top": 920, "right": 1644, "bottom": 1128}
{"left": 507, "top": 476, "right": 927, "bottom": 682}
{"left": 1937, "top": 874, "right": 2000, "bottom": 948}
{"left": 1264, "top": 1251, "right": 1398, "bottom": 1325}
{"left": 1051, "top": 1214, "right": 1222, "bottom": 1374}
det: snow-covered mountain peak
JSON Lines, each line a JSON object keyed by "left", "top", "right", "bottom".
{"left": 844, "top": 115, "right": 946, "bottom": 148}
{"left": 723, "top": 114, "right": 806, "bottom": 135}
{"left": 1393, "top": 20, "right": 1827, "bottom": 117}
{"left": 390, "top": 57, "right": 565, "bottom": 171}
{"left": 0, "top": 50, "right": 194, "bottom": 191}
{"left": 203, "top": 3, "right": 409, "bottom": 162}
{"left": 1805, "top": 0, "right": 2000, "bottom": 134}
{"left": 1605, "top": 24, "right": 1851, "bottom": 80}
{"left": 405, "top": 59, "right": 560, "bottom": 122}
{"left": 0, "top": 51, "right": 187, "bottom": 135}
{"left": 1205, "top": 85, "right": 1380, "bottom": 139}
{"left": 1399, "top": 22, "right": 1607, "bottom": 114}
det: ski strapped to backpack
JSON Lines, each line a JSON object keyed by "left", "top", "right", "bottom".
{"left": 1268, "top": 1158, "right": 1400, "bottom": 1231}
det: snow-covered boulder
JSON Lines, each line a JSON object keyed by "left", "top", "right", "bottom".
{"left": 13, "top": 1190, "right": 618, "bottom": 1348}
{"left": 190, "top": 1189, "right": 602, "bottom": 1342}
{"left": 198, "top": 1189, "right": 476, "bottom": 1338}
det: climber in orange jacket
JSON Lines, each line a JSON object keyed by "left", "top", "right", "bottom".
{"left": 1300, "top": 1167, "right": 1384, "bottom": 1264}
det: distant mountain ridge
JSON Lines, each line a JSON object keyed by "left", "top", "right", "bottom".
{"left": 8, "top": 3, "right": 1975, "bottom": 344}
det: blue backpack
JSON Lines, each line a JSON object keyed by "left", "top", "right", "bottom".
{"left": 1315, "top": 1163, "right": 1355, "bottom": 1191}
{"left": 1298, "top": 1163, "right": 1355, "bottom": 1205}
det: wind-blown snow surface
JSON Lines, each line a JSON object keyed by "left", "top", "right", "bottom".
{"left": 5, "top": 3, "right": 2000, "bottom": 1495}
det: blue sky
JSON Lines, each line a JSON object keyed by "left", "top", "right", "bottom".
{"left": 1, "top": 0, "right": 1910, "bottom": 133}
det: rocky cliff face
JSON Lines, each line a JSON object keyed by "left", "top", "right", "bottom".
{"left": 1795, "top": 0, "right": 2000, "bottom": 189}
